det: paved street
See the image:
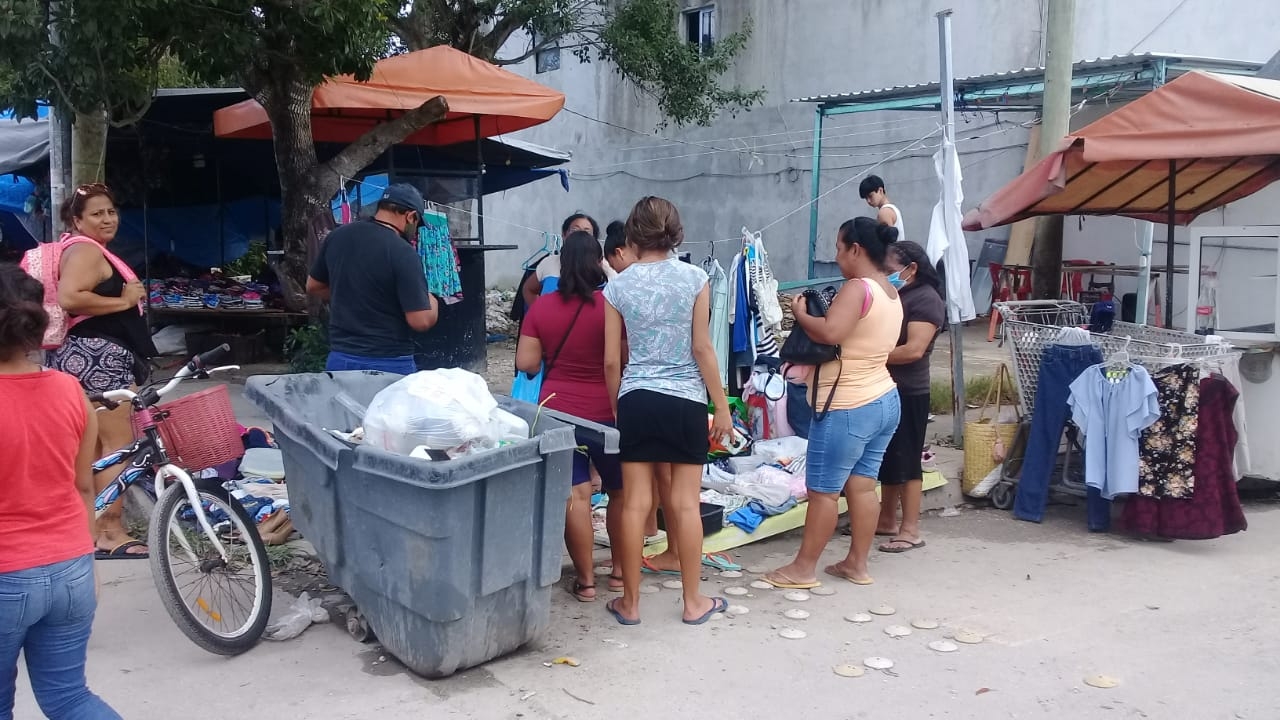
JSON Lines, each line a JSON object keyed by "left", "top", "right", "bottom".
{"left": 16, "top": 500, "right": 1279, "bottom": 719}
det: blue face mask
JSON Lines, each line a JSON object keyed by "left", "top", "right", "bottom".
{"left": 887, "top": 271, "right": 906, "bottom": 289}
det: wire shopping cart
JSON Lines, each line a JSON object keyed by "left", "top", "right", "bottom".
{"left": 986, "top": 300, "right": 1236, "bottom": 511}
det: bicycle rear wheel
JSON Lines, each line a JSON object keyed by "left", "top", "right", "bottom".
{"left": 149, "top": 478, "right": 272, "bottom": 655}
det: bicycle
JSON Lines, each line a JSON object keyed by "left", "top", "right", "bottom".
{"left": 90, "top": 344, "right": 271, "bottom": 655}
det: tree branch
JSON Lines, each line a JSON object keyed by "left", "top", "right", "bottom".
{"left": 321, "top": 94, "right": 449, "bottom": 185}
{"left": 494, "top": 37, "right": 561, "bottom": 66}
{"left": 33, "top": 60, "right": 79, "bottom": 114}
{"left": 474, "top": 11, "right": 529, "bottom": 61}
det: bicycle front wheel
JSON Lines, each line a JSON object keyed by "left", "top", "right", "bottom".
{"left": 149, "top": 478, "right": 272, "bottom": 655}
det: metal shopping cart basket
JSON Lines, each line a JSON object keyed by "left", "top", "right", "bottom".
{"left": 986, "top": 300, "right": 1233, "bottom": 511}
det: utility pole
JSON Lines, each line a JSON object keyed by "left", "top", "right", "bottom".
{"left": 1030, "top": 0, "right": 1076, "bottom": 299}
{"left": 937, "top": 9, "right": 965, "bottom": 447}
{"left": 47, "top": 0, "right": 71, "bottom": 223}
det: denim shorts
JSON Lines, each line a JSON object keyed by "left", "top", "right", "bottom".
{"left": 805, "top": 388, "right": 901, "bottom": 495}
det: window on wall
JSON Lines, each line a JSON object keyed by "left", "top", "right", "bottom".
{"left": 683, "top": 5, "right": 715, "bottom": 55}
{"left": 533, "top": 29, "right": 561, "bottom": 73}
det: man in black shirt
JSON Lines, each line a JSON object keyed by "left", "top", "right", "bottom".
{"left": 307, "top": 183, "right": 437, "bottom": 373}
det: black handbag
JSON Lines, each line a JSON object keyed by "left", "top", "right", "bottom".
{"left": 779, "top": 287, "right": 842, "bottom": 421}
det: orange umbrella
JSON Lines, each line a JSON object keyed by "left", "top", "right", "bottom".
{"left": 962, "top": 71, "right": 1280, "bottom": 231}
{"left": 214, "top": 46, "right": 565, "bottom": 146}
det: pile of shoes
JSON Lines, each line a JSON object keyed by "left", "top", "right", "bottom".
{"left": 147, "top": 277, "right": 279, "bottom": 311}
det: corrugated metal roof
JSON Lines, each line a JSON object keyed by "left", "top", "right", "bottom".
{"left": 791, "top": 52, "right": 1264, "bottom": 105}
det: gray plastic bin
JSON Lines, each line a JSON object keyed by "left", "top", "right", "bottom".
{"left": 245, "top": 371, "right": 616, "bottom": 678}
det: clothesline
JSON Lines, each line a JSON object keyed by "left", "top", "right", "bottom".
{"left": 691, "top": 126, "right": 945, "bottom": 247}
{"left": 338, "top": 124, "right": 941, "bottom": 254}
{"left": 336, "top": 174, "right": 554, "bottom": 239}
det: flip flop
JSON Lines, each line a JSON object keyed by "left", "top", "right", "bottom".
{"left": 683, "top": 597, "right": 728, "bottom": 626}
{"left": 823, "top": 564, "right": 874, "bottom": 585}
{"left": 606, "top": 598, "right": 640, "bottom": 626}
{"left": 879, "top": 539, "right": 926, "bottom": 554}
{"left": 641, "top": 557, "right": 680, "bottom": 576}
{"left": 607, "top": 575, "right": 624, "bottom": 592}
{"left": 95, "top": 539, "right": 149, "bottom": 560}
{"left": 761, "top": 570, "right": 821, "bottom": 590}
{"left": 701, "top": 552, "right": 741, "bottom": 572}
{"left": 570, "top": 580, "right": 597, "bottom": 603}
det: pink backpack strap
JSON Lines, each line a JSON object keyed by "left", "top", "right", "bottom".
{"left": 58, "top": 233, "right": 143, "bottom": 314}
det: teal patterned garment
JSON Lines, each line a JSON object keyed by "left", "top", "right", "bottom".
{"left": 418, "top": 211, "right": 462, "bottom": 304}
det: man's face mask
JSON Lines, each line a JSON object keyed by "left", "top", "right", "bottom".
{"left": 404, "top": 212, "right": 420, "bottom": 243}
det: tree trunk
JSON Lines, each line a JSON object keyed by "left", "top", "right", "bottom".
{"left": 256, "top": 76, "right": 332, "bottom": 313}
{"left": 71, "top": 109, "right": 108, "bottom": 186}
{"left": 252, "top": 69, "right": 450, "bottom": 314}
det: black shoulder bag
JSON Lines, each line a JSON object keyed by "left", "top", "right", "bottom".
{"left": 779, "top": 287, "right": 842, "bottom": 421}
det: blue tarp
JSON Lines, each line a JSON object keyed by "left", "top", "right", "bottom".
{"left": 112, "top": 196, "right": 281, "bottom": 270}
{"left": 0, "top": 176, "right": 39, "bottom": 251}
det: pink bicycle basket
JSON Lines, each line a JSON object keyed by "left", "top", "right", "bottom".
{"left": 131, "top": 385, "right": 244, "bottom": 471}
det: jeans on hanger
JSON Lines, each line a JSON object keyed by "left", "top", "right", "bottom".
{"left": 1014, "top": 343, "right": 1108, "bottom": 526}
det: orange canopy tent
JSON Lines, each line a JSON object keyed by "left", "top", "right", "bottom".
{"left": 213, "top": 46, "right": 565, "bottom": 146}
{"left": 961, "top": 70, "right": 1280, "bottom": 325}
{"left": 962, "top": 71, "right": 1280, "bottom": 230}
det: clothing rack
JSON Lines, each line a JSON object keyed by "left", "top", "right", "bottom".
{"left": 993, "top": 300, "right": 1236, "bottom": 416}
{"left": 984, "top": 300, "right": 1243, "bottom": 518}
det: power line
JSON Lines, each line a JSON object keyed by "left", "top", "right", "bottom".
{"left": 1127, "top": 0, "right": 1193, "bottom": 53}
{"left": 571, "top": 122, "right": 1027, "bottom": 179}
{"left": 569, "top": 142, "right": 1025, "bottom": 183}
{"left": 561, "top": 106, "right": 949, "bottom": 160}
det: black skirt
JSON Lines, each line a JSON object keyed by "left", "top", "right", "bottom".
{"left": 616, "top": 389, "right": 709, "bottom": 465}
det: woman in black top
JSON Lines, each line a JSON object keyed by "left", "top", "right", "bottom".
{"left": 876, "top": 241, "right": 945, "bottom": 554}
{"left": 47, "top": 183, "right": 156, "bottom": 559}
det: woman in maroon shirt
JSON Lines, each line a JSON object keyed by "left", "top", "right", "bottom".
{"left": 517, "top": 231, "right": 621, "bottom": 602}
{"left": 0, "top": 263, "right": 120, "bottom": 718}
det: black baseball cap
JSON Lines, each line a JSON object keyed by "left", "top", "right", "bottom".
{"left": 380, "top": 183, "right": 425, "bottom": 217}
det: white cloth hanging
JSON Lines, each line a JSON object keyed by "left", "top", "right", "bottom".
{"left": 926, "top": 138, "right": 977, "bottom": 324}
{"left": 743, "top": 228, "right": 783, "bottom": 331}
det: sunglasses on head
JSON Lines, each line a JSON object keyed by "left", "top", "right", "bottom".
{"left": 74, "top": 183, "right": 109, "bottom": 195}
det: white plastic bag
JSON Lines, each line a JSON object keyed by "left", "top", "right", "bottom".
{"left": 364, "top": 369, "right": 498, "bottom": 455}
{"left": 488, "top": 407, "right": 530, "bottom": 443}
{"left": 263, "top": 592, "right": 329, "bottom": 641}
{"left": 753, "top": 436, "right": 809, "bottom": 465}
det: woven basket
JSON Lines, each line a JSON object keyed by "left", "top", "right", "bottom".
{"left": 963, "top": 364, "right": 1020, "bottom": 495}
{"left": 132, "top": 385, "right": 244, "bottom": 472}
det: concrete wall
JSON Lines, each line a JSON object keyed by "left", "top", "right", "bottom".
{"left": 483, "top": 0, "right": 1278, "bottom": 297}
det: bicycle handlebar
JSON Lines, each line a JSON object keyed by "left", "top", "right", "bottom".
{"left": 192, "top": 344, "right": 231, "bottom": 373}
{"left": 88, "top": 346, "right": 239, "bottom": 411}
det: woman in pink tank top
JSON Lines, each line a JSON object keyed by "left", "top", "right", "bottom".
{"left": 764, "top": 217, "right": 903, "bottom": 590}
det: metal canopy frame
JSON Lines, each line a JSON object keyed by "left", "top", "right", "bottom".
{"left": 793, "top": 53, "right": 1264, "bottom": 279}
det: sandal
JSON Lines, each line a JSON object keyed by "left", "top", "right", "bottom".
{"left": 570, "top": 580, "right": 597, "bottom": 603}
{"left": 701, "top": 552, "right": 741, "bottom": 572}
{"left": 640, "top": 557, "right": 680, "bottom": 576}
{"left": 761, "top": 570, "right": 821, "bottom": 589}
{"left": 95, "top": 539, "right": 149, "bottom": 560}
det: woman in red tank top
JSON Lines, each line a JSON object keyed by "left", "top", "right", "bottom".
{"left": 0, "top": 263, "right": 120, "bottom": 717}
